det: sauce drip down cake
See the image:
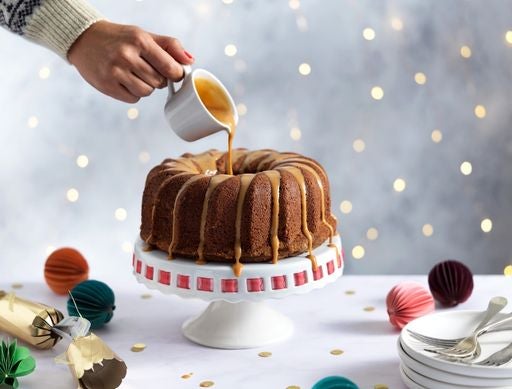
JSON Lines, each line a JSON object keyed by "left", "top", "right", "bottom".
{"left": 140, "top": 149, "right": 337, "bottom": 276}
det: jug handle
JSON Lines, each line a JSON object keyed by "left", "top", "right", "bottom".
{"left": 168, "top": 65, "right": 192, "bottom": 97}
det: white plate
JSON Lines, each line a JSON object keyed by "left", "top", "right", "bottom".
{"left": 398, "top": 339, "right": 512, "bottom": 387}
{"left": 400, "top": 363, "right": 426, "bottom": 389}
{"left": 401, "top": 363, "right": 509, "bottom": 389}
{"left": 401, "top": 310, "right": 512, "bottom": 379}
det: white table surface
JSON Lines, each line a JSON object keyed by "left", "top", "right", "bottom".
{"left": 1, "top": 274, "right": 509, "bottom": 389}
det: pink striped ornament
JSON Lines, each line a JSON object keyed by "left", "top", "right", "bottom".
{"left": 386, "top": 282, "right": 435, "bottom": 329}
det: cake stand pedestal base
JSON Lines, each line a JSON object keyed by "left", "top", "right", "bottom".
{"left": 182, "top": 300, "right": 293, "bottom": 349}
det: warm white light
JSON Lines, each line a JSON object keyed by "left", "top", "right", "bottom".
{"left": 460, "top": 45, "right": 472, "bottom": 58}
{"left": 474, "top": 105, "right": 486, "bottom": 119}
{"left": 127, "top": 108, "right": 139, "bottom": 119}
{"left": 236, "top": 103, "right": 247, "bottom": 116}
{"left": 290, "top": 127, "right": 302, "bottom": 141}
{"left": 371, "top": 86, "right": 384, "bottom": 100}
{"left": 481, "top": 218, "right": 493, "bottom": 233}
{"left": 414, "top": 72, "right": 427, "bottom": 85}
{"left": 27, "top": 116, "right": 39, "bottom": 128}
{"left": 340, "top": 200, "right": 352, "bottom": 214}
{"left": 352, "top": 139, "right": 366, "bottom": 153}
{"left": 393, "top": 178, "right": 406, "bottom": 192}
{"left": 138, "top": 151, "right": 150, "bottom": 163}
{"left": 115, "top": 208, "right": 127, "bottom": 221}
{"left": 391, "top": 18, "right": 403, "bottom": 31}
{"left": 39, "top": 67, "right": 50, "bottom": 79}
{"left": 66, "top": 188, "right": 79, "bottom": 202}
{"left": 506, "top": 30, "right": 512, "bottom": 44}
{"left": 362, "top": 28, "right": 376, "bottom": 40}
{"left": 288, "top": 0, "right": 300, "bottom": 10}
{"left": 460, "top": 161, "right": 472, "bottom": 176}
{"left": 76, "top": 155, "right": 89, "bottom": 168}
{"left": 366, "top": 227, "right": 379, "bottom": 240}
{"left": 422, "top": 224, "right": 434, "bottom": 237}
{"left": 504, "top": 265, "right": 512, "bottom": 277}
{"left": 298, "top": 63, "right": 311, "bottom": 75}
{"left": 122, "top": 241, "right": 133, "bottom": 253}
{"left": 352, "top": 245, "right": 365, "bottom": 259}
{"left": 296, "top": 15, "right": 308, "bottom": 31}
{"left": 224, "top": 44, "right": 237, "bottom": 57}
{"left": 431, "top": 129, "right": 443, "bottom": 143}
{"left": 222, "top": 0, "right": 234, "bottom": 4}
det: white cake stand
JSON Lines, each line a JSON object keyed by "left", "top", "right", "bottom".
{"left": 132, "top": 234, "right": 343, "bottom": 349}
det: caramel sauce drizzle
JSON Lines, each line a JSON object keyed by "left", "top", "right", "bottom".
{"left": 263, "top": 170, "right": 281, "bottom": 264}
{"left": 233, "top": 174, "right": 255, "bottom": 276}
{"left": 196, "top": 175, "right": 230, "bottom": 264}
{"left": 278, "top": 166, "right": 318, "bottom": 271}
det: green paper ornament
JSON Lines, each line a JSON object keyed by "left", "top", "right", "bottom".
{"left": 312, "top": 376, "right": 359, "bottom": 389}
{"left": 0, "top": 339, "right": 36, "bottom": 389}
{"left": 67, "top": 280, "right": 116, "bottom": 329}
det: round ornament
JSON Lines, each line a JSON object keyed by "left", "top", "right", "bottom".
{"left": 44, "top": 247, "right": 89, "bottom": 295}
{"left": 386, "top": 282, "right": 435, "bottom": 329}
{"left": 67, "top": 280, "right": 115, "bottom": 329}
{"left": 312, "top": 376, "right": 359, "bottom": 389}
{"left": 428, "top": 260, "right": 474, "bottom": 307}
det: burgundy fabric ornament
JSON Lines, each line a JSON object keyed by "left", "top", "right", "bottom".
{"left": 428, "top": 260, "right": 474, "bottom": 307}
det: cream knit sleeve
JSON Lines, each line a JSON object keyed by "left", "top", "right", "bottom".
{"left": 1, "top": 0, "right": 105, "bottom": 59}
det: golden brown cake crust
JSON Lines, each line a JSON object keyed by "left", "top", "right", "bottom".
{"left": 140, "top": 149, "right": 337, "bottom": 263}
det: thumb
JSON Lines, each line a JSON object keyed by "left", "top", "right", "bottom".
{"left": 150, "top": 34, "right": 194, "bottom": 65}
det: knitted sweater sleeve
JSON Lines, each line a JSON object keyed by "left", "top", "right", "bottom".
{"left": 0, "top": 0, "right": 105, "bottom": 59}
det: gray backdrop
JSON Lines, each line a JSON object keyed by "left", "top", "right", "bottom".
{"left": 1, "top": 0, "right": 511, "bottom": 278}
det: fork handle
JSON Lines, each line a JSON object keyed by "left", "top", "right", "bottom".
{"left": 478, "top": 312, "right": 512, "bottom": 335}
{"left": 474, "top": 296, "right": 508, "bottom": 331}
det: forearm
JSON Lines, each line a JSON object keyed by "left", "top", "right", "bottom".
{"left": 0, "top": 0, "right": 105, "bottom": 58}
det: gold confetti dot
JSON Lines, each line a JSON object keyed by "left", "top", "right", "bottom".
{"left": 236, "top": 103, "right": 247, "bottom": 116}
{"left": 460, "top": 161, "right": 473, "bottom": 176}
{"left": 11, "top": 283, "right": 23, "bottom": 289}
{"left": 422, "top": 224, "right": 434, "bottom": 237}
{"left": 352, "top": 138, "right": 366, "bottom": 152}
{"left": 474, "top": 105, "right": 486, "bottom": 119}
{"left": 330, "top": 349, "right": 344, "bottom": 355}
{"left": 200, "top": 381, "right": 215, "bottom": 388}
{"left": 460, "top": 45, "right": 472, "bottom": 58}
{"left": 393, "top": 178, "right": 406, "bottom": 192}
{"left": 181, "top": 373, "right": 194, "bottom": 379}
{"left": 288, "top": 0, "right": 300, "bottom": 10}
{"left": 140, "top": 293, "right": 152, "bottom": 299}
{"left": 66, "top": 188, "right": 79, "bottom": 202}
{"left": 39, "top": 66, "right": 50, "bottom": 79}
{"left": 364, "top": 306, "right": 376, "bottom": 312}
{"left": 115, "top": 208, "right": 127, "bottom": 221}
{"left": 127, "top": 108, "right": 139, "bottom": 120}
{"left": 225, "top": 44, "right": 237, "bottom": 57}
{"left": 352, "top": 245, "right": 365, "bottom": 259}
{"left": 504, "top": 265, "right": 512, "bottom": 277}
{"left": 131, "top": 343, "right": 146, "bottom": 352}
{"left": 431, "top": 129, "right": 443, "bottom": 143}
{"left": 290, "top": 127, "right": 302, "bottom": 141}
{"left": 339, "top": 200, "right": 352, "bottom": 214}
{"left": 258, "top": 351, "right": 272, "bottom": 357}
{"left": 298, "top": 63, "right": 311, "bottom": 76}
{"left": 371, "top": 86, "right": 384, "bottom": 100}
{"left": 76, "top": 155, "right": 89, "bottom": 168}
{"left": 286, "top": 386, "right": 301, "bottom": 389}
{"left": 414, "top": 72, "right": 427, "bottom": 85}
{"left": 27, "top": 116, "right": 39, "bottom": 128}
{"left": 391, "top": 18, "right": 403, "bottom": 31}
{"left": 363, "top": 27, "right": 376, "bottom": 40}
{"left": 374, "top": 385, "right": 389, "bottom": 389}
{"left": 367, "top": 227, "right": 379, "bottom": 240}
{"left": 506, "top": 30, "right": 512, "bottom": 44}
{"left": 481, "top": 218, "right": 493, "bottom": 233}
{"left": 345, "top": 290, "right": 356, "bottom": 295}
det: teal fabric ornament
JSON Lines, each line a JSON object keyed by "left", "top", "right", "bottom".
{"left": 67, "top": 280, "right": 116, "bottom": 329}
{"left": 312, "top": 376, "right": 359, "bottom": 389}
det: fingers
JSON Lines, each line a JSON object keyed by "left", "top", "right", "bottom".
{"left": 103, "top": 84, "right": 140, "bottom": 104}
{"left": 150, "top": 34, "right": 194, "bottom": 65}
{"left": 118, "top": 70, "right": 154, "bottom": 98}
{"left": 133, "top": 58, "right": 167, "bottom": 89}
{"left": 140, "top": 39, "right": 185, "bottom": 82}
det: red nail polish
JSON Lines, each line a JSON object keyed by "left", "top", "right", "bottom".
{"left": 184, "top": 50, "right": 194, "bottom": 60}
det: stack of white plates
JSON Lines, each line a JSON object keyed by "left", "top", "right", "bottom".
{"left": 398, "top": 310, "right": 512, "bottom": 389}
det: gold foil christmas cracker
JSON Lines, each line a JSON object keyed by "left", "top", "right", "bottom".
{"left": 0, "top": 291, "right": 63, "bottom": 349}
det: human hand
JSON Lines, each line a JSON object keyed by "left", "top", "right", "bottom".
{"left": 68, "top": 20, "right": 194, "bottom": 103}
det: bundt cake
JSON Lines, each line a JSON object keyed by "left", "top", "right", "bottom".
{"left": 140, "top": 149, "right": 337, "bottom": 276}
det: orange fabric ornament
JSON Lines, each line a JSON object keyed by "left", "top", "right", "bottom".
{"left": 44, "top": 248, "right": 89, "bottom": 295}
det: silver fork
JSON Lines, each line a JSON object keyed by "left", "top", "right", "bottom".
{"left": 476, "top": 342, "right": 512, "bottom": 366}
{"left": 407, "top": 296, "right": 508, "bottom": 348}
{"left": 434, "top": 313, "right": 512, "bottom": 359}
